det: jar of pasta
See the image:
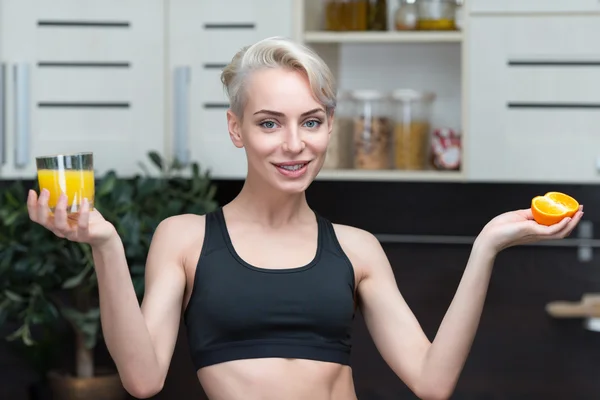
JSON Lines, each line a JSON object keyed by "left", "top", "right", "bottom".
{"left": 350, "top": 90, "right": 392, "bottom": 170}
{"left": 390, "top": 89, "right": 435, "bottom": 170}
{"left": 323, "top": 91, "right": 354, "bottom": 169}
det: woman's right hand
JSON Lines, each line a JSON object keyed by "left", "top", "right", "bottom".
{"left": 27, "top": 188, "right": 118, "bottom": 248}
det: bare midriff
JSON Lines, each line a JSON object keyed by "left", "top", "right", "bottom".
{"left": 198, "top": 358, "right": 357, "bottom": 400}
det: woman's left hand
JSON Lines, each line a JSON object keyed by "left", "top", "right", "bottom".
{"left": 476, "top": 205, "right": 584, "bottom": 255}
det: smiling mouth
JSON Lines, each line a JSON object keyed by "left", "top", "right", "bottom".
{"left": 272, "top": 161, "right": 311, "bottom": 171}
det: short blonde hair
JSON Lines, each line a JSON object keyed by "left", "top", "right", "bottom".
{"left": 220, "top": 36, "right": 337, "bottom": 118}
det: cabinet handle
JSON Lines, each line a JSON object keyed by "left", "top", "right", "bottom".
{"left": 13, "top": 63, "right": 30, "bottom": 169}
{"left": 173, "top": 66, "right": 191, "bottom": 165}
{"left": 0, "top": 63, "right": 6, "bottom": 166}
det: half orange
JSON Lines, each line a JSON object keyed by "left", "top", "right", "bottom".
{"left": 531, "top": 192, "right": 579, "bottom": 226}
{"left": 544, "top": 192, "right": 579, "bottom": 218}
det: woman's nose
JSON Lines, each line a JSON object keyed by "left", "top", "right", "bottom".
{"left": 282, "top": 129, "right": 305, "bottom": 153}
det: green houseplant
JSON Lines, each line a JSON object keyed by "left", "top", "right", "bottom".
{"left": 0, "top": 151, "right": 218, "bottom": 399}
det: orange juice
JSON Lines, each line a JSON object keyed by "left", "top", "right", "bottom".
{"left": 37, "top": 169, "right": 95, "bottom": 212}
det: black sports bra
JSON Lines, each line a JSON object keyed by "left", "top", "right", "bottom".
{"left": 183, "top": 208, "right": 356, "bottom": 370}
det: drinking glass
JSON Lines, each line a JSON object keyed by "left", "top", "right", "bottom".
{"left": 35, "top": 152, "right": 95, "bottom": 214}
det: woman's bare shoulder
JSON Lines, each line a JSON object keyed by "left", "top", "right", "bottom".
{"left": 151, "top": 213, "right": 208, "bottom": 251}
{"left": 331, "top": 223, "right": 379, "bottom": 249}
{"left": 331, "top": 223, "right": 383, "bottom": 279}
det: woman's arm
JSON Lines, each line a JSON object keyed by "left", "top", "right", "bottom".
{"left": 94, "top": 216, "right": 191, "bottom": 398}
{"left": 353, "top": 233, "right": 494, "bottom": 400}
{"left": 27, "top": 190, "right": 203, "bottom": 398}
{"left": 335, "top": 208, "right": 581, "bottom": 400}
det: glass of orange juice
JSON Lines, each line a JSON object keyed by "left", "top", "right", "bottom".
{"left": 35, "top": 152, "right": 95, "bottom": 214}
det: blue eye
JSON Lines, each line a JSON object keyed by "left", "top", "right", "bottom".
{"left": 304, "top": 120, "right": 321, "bottom": 129}
{"left": 261, "top": 121, "right": 277, "bottom": 129}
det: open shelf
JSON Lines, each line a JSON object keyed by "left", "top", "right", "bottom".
{"left": 299, "top": 0, "right": 467, "bottom": 183}
{"left": 315, "top": 169, "right": 465, "bottom": 182}
{"left": 304, "top": 30, "right": 463, "bottom": 44}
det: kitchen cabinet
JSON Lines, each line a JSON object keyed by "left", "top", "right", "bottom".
{"left": 166, "top": 0, "right": 295, "bottom": 179}
{"left": 469, "top": 0, "right": 600, "bottom": 14}
{"left": 2, "top": 0, "right": 598, "bottom": 184}
{"left": 0, "top": 0, "right": 166, "bottom": 179}
{"left": 299, "top": 0, "right": 466, "bottom": 182}
{"left": 466, "top": 15, "right": 600, "bottom": 183}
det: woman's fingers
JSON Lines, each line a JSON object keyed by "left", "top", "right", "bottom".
{"left": 529, "top": 216, "right": 570, "bottom": 237}
{"left": 27, "top": 189, "right": 92, "bottom": 242}
{"left": 77, "top": 198, "right": 90, "bottom": 235}
{"left": 532, "top": 210, "right": 584, "bottom": 240}
{"left": 518, "top": 208, "right": 535, "bottom": 220}
{"left": 52, "top": 193, "right": 73, "bottom": 237}
{"left": 36, "top": 189, "right": 51, "bottom": 226}
{"left": 27, "top": 190, "right": 39, "bottom": 222}
{"left": 558, "top": 210, "right": 584, "bottom": 238}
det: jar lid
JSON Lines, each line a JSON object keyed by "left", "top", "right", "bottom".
{"left": 349, "top": 90, "right": 386, "bottom": 101}
{"left": 390, "top": 89, "right": 436, "bottom": 102}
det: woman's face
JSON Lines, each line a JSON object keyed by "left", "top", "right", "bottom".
{"left": 226, "top": 67, "right": 333, "bottom": 194}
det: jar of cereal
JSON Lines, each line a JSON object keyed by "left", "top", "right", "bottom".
{"left": 390, "top": 89, "right": 435, "bottom": 170}
{"left": 350, "top": 90, "right": 392, "bottom": 170}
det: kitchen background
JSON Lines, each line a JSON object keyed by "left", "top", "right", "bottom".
{"left": 1, "top": 0, "right": 600, "bottom": 399}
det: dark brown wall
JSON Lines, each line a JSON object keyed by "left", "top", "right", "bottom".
{"left": 2, "top": 179, "right": 600, "bottom": 400}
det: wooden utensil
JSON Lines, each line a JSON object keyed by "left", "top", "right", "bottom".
{"left": 545, "top": 293, "right": 600, "bottom": 319}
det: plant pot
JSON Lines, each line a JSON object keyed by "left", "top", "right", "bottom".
{"left": 47, "top": 369, "right": 128, "bottom": 400}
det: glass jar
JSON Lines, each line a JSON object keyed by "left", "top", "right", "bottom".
{"left": 354, "top": 0, "right": 369, "bottom": 30}
{"left": 395, "top": 0, "right": 418, "bottom": 31}
{"left": 325, "top": 0, "right": 369, "bottom": 31}
{"left": 350, "top": 90, "right": 392, "bottom": 170}
{"left": 338, "top": 0, "right": 355, "bottom": 31}
{"left": 323, "top": 91, "right": 354, "bottom": 169}
{"left": 367, "top": 0, "right": 388, "bottom": 31}
{"left": 416, "top": 0, "right": 456, "bottom": 30}
{"left": 324, "top": 0, "right": 340, "bottom": 31}
{"left": 390, "top": 89, "right": 435, "bottom": 170}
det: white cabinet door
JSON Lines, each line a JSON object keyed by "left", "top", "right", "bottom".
{"left": 168, "top": 0, "right": 294, "bottom": 180}
{"left": 469, "top": 0, "right": 600, "bottom": 14}
{"left": 466, "top": 15, "right": 600, "bottom": 183}
{"left": 0, "top": 0, "right": 165, "bottom": 179}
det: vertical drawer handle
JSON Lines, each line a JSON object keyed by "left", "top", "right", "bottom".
{"left": 173, "top": 66, "right": 191, "bottom": 165}
{"left": 0, "top": 63, "right": 6, "bottom": 166}
{"left": 14, "top": 63, "right": 30, "bottom": 169}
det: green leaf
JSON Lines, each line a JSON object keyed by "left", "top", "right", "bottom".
{"left": 60, "top": 307, "right": 101, "bottom": 349}
{"left": 148, "top": 151, "right": 163, "bottom": 171}
{"left": 7, "top": 324, "right": 35, "bottom": 346}
{"left": 4, "top": 210, "right": 22, "bottom": 226}
{"left": 4, "top": 290, "right": 25, "bottom": 303}
{"left": 97, "top": 173, "right": 116, "bottom": 197}
{"left": 62, "top": 262, "right": 93, "bottom": 289}
{"left": 5, "top": 189, "right": 23, "bottom": 208}
{"left": 206, "top": 184, "right": 217, "bottom": 202}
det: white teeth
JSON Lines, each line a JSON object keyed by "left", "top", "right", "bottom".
{"left": 279, "top": 164, "right": 305, "bottom": 171}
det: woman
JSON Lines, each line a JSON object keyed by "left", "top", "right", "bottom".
{"left": 27, "top": 37, "right": 582, "bottom": 400}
